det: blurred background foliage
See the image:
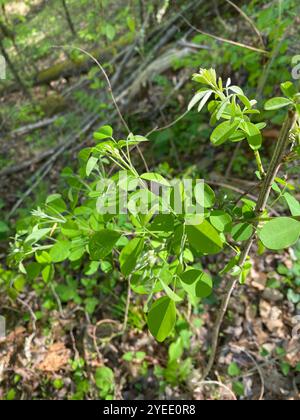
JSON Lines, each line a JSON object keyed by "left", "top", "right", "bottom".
{"left": 0, "top": 0, "right": 300, "bottom": 400}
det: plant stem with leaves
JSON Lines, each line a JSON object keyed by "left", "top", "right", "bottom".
{"left": 202, "top": 109, "right": 298, "bottom": 379}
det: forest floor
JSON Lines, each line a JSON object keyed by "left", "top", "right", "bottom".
{"left": 1, "top": 247, "right": 300, "bottom": 400}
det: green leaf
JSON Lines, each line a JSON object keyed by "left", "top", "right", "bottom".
{"left": 283, "top": 193, "right": 300, "bottom": 216}
{"left": 237, "top": 94, "right": 252, "bottom": 109}
{"left": 180, "top": 269, "right": 201, "bottom": 286}
{"left": 46, "top": 194, "right": 67, "bottom": 213}
{"left": 85, "top": 297, "right": 99, "bottom": 315}
{"left": 233, "top": 381, "right": 245, "bottom": 397}
{"left": 89, "top": 230, "right": 121, "bottom": 260}
{"left": 86, "top": 156, "right": 98, "bottom": 176}
{"left": 25, "top": 228, "right": 52, "bottom": 245}
{"left": 118, "top": 134, "right": 148, "bottom": 148}
{"left": 287, "top": 289, "right": 300, "bottom": 304}
{"left": 104, "top": 24, "right": 116, "bottom": 41}
{"left": 258, "top": 217, "right": 300, "bottom": 250}
{"left": 188, "top": 90, "right": 212, "bottom": 111}
{"left": 46, "top": 193, "right": 62, "bottom": 203}
{"left": 127, "top": 16, "right": 136, "bottom": 32}
{"left": 56, "top": 284, "right": 77, "bottom": 303}
{"left": 180, "top": 269, "right": 213, "bottom": 298}
{"left": 216, "top": 98, "right": 230, "bottom": 120}
{"left": 197, "top": 91, "right": 213, "bottom": 112}
{"left": 13, "top": 275, "right": 25, "bottom": 292}
{"left": 280, "top": 81, "right": 297, "bottom": 99}
{"left": 69, "top": 246, "right": 86, "bottom": 262}
{"left": 211, "top": 120, "right": 239, "bottom": 146}
{"left": 95, "top": 367, "right": 114, "bottom": 394}
{"left": 6, "top": 389, "right": 16, "bottom": 401}
{"left": 228, "top": 362, "right": 241, "bottom": 377}
{"left": 264, "top": 97, "right": 292, "bottom": 111}
{"left": 56, "top": 282, "right": 78, "bottom": 302}
{"left": 229, "top": 131, "right": 246, "bottom": 143}
{"left": 229, "top": 85, "right": 244, "bottom": 95}
{"left": 42, "top": 264, "right": 55, "bottom": 283}
{"left": 192, "top": 69, "right": 217, "bottom": 86}
{"left": 49, "top": 241, "right": 71, "bottom": 263}
{"left": 195, "top": 274, "right": 213, "bottom": 296}
{"left": 0, "top": 221, "right": 9, "bottom": 233}
{"left": 78, "top": 148, "right": 92, "bottom": 162}
{"left": 26, "top": 262, "right": 41, "bottom": 281}
{"left": 186, "top": 220, "right": 224, "bottom": 255}
{"left": 147, "top": 296, "right": 176, "bottom": 342}
{"left": 255, "top": 122, "right": 267, "bottom": 130}
{"left": 61, "top": 221, "right": 80, "bottom": 238}
{"left": 93, "top": 125, "right": 113, "bottom": 141}
{"left": 242, "top": 121, "right": 262, "bottom": 150}
{"left": 159, "top": 277, "right": 182, "bottom": 302}
{"left": 196, "top": 183, "right": 216, "bottom": 208}
{"left": 280, "top": 362, "right": 290, "bottom": 377}
{"left": 122, "top": 352, "right": 134, "bottom": 362}
{"left": 232, "top": 223, "right": 253, "bottom": 242}
{"left": 140, "top": 173, "right": 170, "bottom": 187}
{"left": 169, "top": 338, "right": 184, "bottom": 362}
{"left": 119, "top": 238, "right": 144, "bottom": 276}
{"left": 210, "top": 210, "right": 232, "bottom": 232}
{"left": 84, "top": 261, "right": 100, "bottom": 276}
{"left": 220, "top": 256, "right": 239, "bottom": 275}
{"left": 35, "top": 251, "right": 51, "bottom": 264}
{"left": 149, "top": 214, "right": 174, "bottom": 232}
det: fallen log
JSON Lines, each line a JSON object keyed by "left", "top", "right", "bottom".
{"left": 35, "top": 34, "right": 134, "bottom": 85}
{"left": 121, "top": 47, "right": 196, "bottom": 101}
{"left": 9, "top": 116, "right": 60, "bottom": 138}
{"left": 0, "top": 34, "right": 133, "bottom": 96}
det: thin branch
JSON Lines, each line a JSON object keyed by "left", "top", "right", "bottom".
{"left": 16, "top": 297, "right": 37, "bottom": 332}
{"left": 230, "top": 344, "right": 265, "bottom": 401}
{"left": 53, "top": 45, "right": 130, "bottom": 134}
{"left": 225, "top": 0, "right": 265, "bottom": 48}
{"left": 146, "top": 110, "right": 190, "bottom": 137}
{"left": 225, "top": 142, "right": 241, "bottom": 177}
{"left": 180, "top": 14, "right": 269, "bottom": 55}
{"left": 89, "top": 319, "right": 121, "bottom": 363}
{"left": 53, "top": 45, "right": 149, "bottom": 172}
{"left": 207, "top": 179, "right": 280, "bottom": 216}
{"left": 202, "top": 109, "right": 298, "bottom": 380}
{"left": 122, "top": 278, "right": 132, "bottom": 335}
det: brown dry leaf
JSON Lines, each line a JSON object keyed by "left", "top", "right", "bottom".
{"left": 5, "top": 327, "right": 26, "bottom": 344}
{"left": 259, "top": 299, "right": 272, "bottom": 319}
{"left": 285, "top": 339, "right": 300, "bottom": 367}
{"left": 259, "top": 300, "right": 285, "bottom": 337}
{"left": 37, "top": 342, "right": 71, "bottom": 373}
{"left": 245, "top": 303, "right": 268, "bottom": 344}
{"left": 285, "top": 260, "right": 293, "bottom": 270}
{"left": 251, "top": 268, "right": 267, "bottom": 291}
{"left": 252, "top": 320, "right": 269, "bottom": 344}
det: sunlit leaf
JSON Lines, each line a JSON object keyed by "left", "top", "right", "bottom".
{"left": 259, "top": 217, "right": 300, "bottom": 250}
{"left": 147, "top": 296, "right": 176, "bottom": 342}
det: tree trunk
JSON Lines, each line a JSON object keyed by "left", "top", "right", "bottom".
{"left": 61, "top": 0, "right": 76, "bottom": 36}
{"left": 0, "top": 39, "right": 30, "bottom": 98}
